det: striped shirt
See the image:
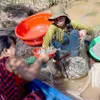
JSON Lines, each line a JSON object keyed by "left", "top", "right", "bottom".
{"left": 0, "top": 57, "right": 27, "bottom": 100}
{"left": 0, "top": 57, "right": 44, "bottom": 100}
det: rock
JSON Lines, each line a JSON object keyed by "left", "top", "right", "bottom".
{"left": 56, "top": 0, "right": 70, "bottom": 9}
{"left": 0, "top": 11, "right": 18, "bottom": 28}
{"left": 32, "top": 0, "right": 50, "bottom": 12}
{"left": 0, "top": 11, "right": 8, "bottom": 21}
{"left": 0, "top": 4, "right": 36, "bottom": 28}
{"left": 3, "top": 4, "right": 32, "bottom": 18}
{"left": 1, "top": 20, "right": 17, "bottom": 28}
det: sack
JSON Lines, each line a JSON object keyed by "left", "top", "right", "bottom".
{"left": 66, "top": 57, "right": 89, "bottom": 79}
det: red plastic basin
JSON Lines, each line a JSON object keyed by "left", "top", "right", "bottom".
{"left": 23, "top": 37, "right": 43, "bottom": 46}
{"left": 15, "top": 13, "right": 52, "bottom": 40}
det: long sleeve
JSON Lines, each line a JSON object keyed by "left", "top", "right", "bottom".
{"left": 71, "top": 20, "right": 94, "bottom": 35}
{"left": 42, "top": 24, "right": 56, "bottom": 48}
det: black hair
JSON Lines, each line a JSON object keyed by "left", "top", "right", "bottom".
{"left": 0, "top": 35, "right": 16, "bottom": 54}
{"left": 49, "top": 15, "right": 71, "bottom": 24}
{"left": 10, "top": 36, "right": 16, "bottom": 44}
{"left": 66, "top": 24, "right": 73, "bottom": 32}
{"left": 65, "top": 16, "right": 71, "bottom": 25}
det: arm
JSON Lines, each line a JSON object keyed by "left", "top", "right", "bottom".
{"left": 6, "top": 55, "right": 49, "bottom": 81}
{"left": 42, "top": 24, "right": 56, "bottom": 48}
{"left": 0, "top": 95, "right": 6, "bottom": 100}
{"left": 71, "top": 20, "right": 94, "bottom": 35}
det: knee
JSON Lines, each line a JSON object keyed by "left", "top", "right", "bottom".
{"left": 70, "top": 30, "right": 79, "bottom": 37}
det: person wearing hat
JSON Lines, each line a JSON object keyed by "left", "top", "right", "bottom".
{"left": 42, "top": 5, "right": 85, "bottom": 58}
{"left": 42, "top": 5, "right": 89, "bottom": 79}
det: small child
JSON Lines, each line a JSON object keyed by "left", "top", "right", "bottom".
{"left": 0, "top": 35, "right": 49, "bottom": 100}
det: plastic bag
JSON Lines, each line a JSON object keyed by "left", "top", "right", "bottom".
{"left": 91, "top": 63, "right": 100, "bottom": 88}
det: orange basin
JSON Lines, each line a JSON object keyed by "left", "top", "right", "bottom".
{"left": 15, "top": 13, "right": 52, "bottom": 41}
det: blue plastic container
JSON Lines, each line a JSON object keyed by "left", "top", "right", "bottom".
{"left": 28, "top": 79, "right": 72, "bottom": 100}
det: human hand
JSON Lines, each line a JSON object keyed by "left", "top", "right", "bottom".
{"left": 79, "top": 30, "right": 87, "bottom": 40}
{"left": 39, "top": 54, "right": 50, "bottom": 63}
{"left": 79, "top": 30, "right": 87, "bottom": 37}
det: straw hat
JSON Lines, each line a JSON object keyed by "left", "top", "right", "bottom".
{"left": 49, "top": 5, "right": 68, "bottom": 20}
